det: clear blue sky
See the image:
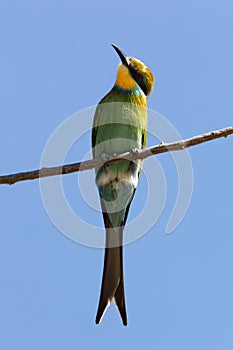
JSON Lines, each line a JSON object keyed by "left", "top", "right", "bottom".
{"left": 1, "top": 1, "right": 233, "bottom": 349}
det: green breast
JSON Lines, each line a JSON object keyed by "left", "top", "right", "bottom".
{"left": 92, "top": 87, "right": 147, "bottom": 159}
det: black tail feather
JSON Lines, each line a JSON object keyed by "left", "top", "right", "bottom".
{"left": 95, "top": 199, "right": 128, "bottom": 325}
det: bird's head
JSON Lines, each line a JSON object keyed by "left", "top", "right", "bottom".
{"left": 112, "top": 44, "right": 154, "bottom": 97}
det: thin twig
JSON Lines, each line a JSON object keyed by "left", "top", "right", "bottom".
{"left": 0, "top": 126, "right": 232, "bottom": 186}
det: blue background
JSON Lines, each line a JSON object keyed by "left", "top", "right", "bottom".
{"left": 0, "top": 1, "right": 233, "bottom": 349}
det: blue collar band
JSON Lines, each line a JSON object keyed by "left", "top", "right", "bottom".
{"left": 114, "top": 85, "right": 143, "bottom": 95}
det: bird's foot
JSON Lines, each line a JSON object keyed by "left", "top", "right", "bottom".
{"left": 130, "top": 148, "right": 140, "bottom": 160}
{"left": 101, "top": 153, "right": 111, "bottom": 163}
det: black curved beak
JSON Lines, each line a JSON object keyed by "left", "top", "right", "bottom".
{"left": 111, "top": 44, "right": 130, "bottom": 68}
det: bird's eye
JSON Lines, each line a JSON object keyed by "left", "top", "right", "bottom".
{"left": 135, "top": 73, "right": 143, "bottom": 81}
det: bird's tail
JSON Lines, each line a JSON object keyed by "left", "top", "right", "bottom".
{"left": 95, "top": 226, "right": 127, "bottom": 326}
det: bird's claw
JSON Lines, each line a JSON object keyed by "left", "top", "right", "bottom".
{"left": 130, "top": 148, "right": 140, "bottom": 160}
{"left": 101, "top": 153, "right": 111, "bottom": 163}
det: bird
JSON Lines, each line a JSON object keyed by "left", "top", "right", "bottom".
{"left": 92, "top": 44, "right": 154, "bottom": 325}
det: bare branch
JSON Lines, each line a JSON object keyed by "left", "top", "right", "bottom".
{"left": 0, "top": 126, "right": 232, "bottom": 186}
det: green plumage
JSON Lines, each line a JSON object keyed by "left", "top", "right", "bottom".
{"left": 92, "top": 87, "right": 147, "bottom": 228}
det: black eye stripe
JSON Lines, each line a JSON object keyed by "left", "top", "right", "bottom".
{"left": 129, "top": 68, "right": 148, "bottom": 95}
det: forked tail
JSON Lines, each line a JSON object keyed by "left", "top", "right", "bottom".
{"left": 95, "top": 227, "right": 127, "bottom": 326}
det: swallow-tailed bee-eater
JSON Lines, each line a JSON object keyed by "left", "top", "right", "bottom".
{"left": 92, "top": 44, "right": 154, "bottom": 325}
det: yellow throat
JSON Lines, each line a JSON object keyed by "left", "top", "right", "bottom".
{"left": 115, "top": 64, "right": 137, "bottom": 91}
